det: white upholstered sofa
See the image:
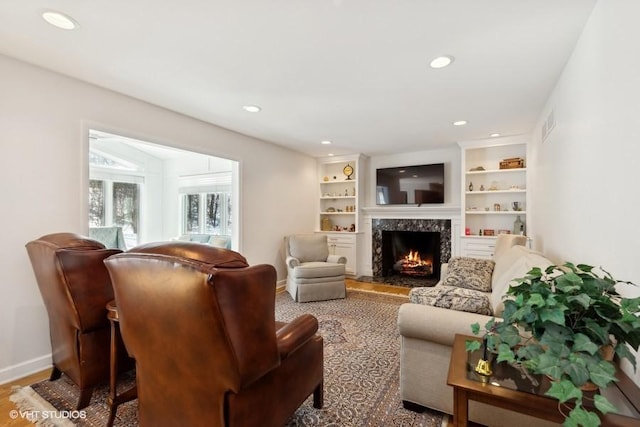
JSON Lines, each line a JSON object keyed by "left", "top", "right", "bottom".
{"left": 397, "top": 235, "right": 560, "bottom": 426}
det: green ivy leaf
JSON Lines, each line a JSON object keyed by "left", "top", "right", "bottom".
{"left": 567, "top": 294, "right": 591, "bottom": 310}
{"left": 540, "top": 307, "right": 567, "bottom": 325}
{"left": 496, "top": 343, "right": 515, "bottom": 364}
{"left": 527, "top": 293, "right": 546, "bottom": 307}
{"left": 594, "top": 394, "right": 618, "bottom": 415}
{"left": 583, "top": 319, "right": 610, "bottom": 344}
{"left": 572, "top": 333, "right": 599, "bottom": 355}
{"left": 566, "top": 405, "right": 601, "bottom": 427}
{"left": 588, "top": 360, "right": 617, "bottom": 388}
{"left": 496, "top": 324, "right": 521, "bottom": 347}
{"left": 565, "top": 363, "right": 590, "bottom": 386}
{"left": 470, "top": 322, "right": 480, "bottom": 335}
{"left": 466, "top": 340, "right": 481, "bottom": 353}
{"left": 615, "top": 344, "right": 637, "bottom": 370}
{"left": 545, "top": 379, "right": 582, "bottom": 403}
{"left": 537, "top": 353, "right": 563, "bottom": 379}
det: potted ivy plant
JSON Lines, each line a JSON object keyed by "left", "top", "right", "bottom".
{"left": 467, "top": 262, "right": 640, "bottom": 427}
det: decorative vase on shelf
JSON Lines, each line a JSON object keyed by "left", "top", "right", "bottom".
{"left": 513, "top": 215, "right": 524, "bottom": 235}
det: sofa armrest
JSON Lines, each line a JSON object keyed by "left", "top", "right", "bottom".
{"left": 286, "top": 256, "right": 300, "bottom": 268}
{"left": 327, "top": 254, "right": 347, "bottom": 264}
{"left": 440, "top": 263, "right": 448, "bottom": 281}
{"left": 397, "top": 303, "right": 495, "bottom": 347}
{"left": 276, "top": 314, "right": 319, "bottom": 359}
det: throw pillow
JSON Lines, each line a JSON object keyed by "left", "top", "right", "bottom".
{"left": 409, "top": 285, "right": 492, "bottom": 315}
{"left": 443, "top": 257, "right": 495, "bottom": 292}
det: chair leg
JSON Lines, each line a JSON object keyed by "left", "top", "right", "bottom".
{"left": 49, "top": 366, "right": 62, "bottom": 381}
{"left": 313, "top": 381, "right": 323, "bottom": 409}
{"left": 76, "top": 387, "right": 93, "bottom": 410}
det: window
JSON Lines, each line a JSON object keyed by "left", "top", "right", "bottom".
{"left": 88, "top": 178, "right": 140, "bottom": 248}
{"left": 182, "top": 191, "right": 232, "bottom": 236}
{"left": 89, "top": 129, "right": 238, "bottom": 250}
{"left": 179, "top": 172, "right": 233, "bottom": 237}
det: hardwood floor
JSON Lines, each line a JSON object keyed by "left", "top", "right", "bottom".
{"left": 2, "top": 279, "right": 409, "bottom": 426}
{"left": 346, "top": 278, "right": 411, "bottom": 296}
{"left": 0, "top": 369, "right": 50, "bottom": 427}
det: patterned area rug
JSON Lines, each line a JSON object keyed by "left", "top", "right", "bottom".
{"left": 11, "top": 290, "right": 447, "bottom": 426}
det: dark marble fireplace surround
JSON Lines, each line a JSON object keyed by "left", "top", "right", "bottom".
{"left": 371, "top": 218, "right": 451, "bottom": 288}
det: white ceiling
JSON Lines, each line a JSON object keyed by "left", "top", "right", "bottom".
{"left": 0, "top": 1, "right": 596, "bottom": 157}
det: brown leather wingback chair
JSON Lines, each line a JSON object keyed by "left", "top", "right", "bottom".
{"left": 105, "top": 242, "right": 324, "bottom": 427}
{"left": 25, "top": 232, "right": 133, "bottom": 409}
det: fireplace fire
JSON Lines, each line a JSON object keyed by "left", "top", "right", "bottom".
{"left": 394, "top": 250, "right": 433, "bottom": 276}
{"left": 380, "top": 230, "right": 440, "bottom": 280}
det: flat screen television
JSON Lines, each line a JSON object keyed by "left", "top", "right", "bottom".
{"left": 376, "top": 163, "right": 444, "bottom": 205}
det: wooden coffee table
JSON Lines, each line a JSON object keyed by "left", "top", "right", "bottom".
{"left": 447, "top": 334, "right": 639, "bottom": 427}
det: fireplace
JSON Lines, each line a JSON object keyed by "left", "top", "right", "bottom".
{"left": 371, "top": 218, "right": 451, "bottom": 287}
{"left": 381, "top": 231, "right": 440, "bottom": 280}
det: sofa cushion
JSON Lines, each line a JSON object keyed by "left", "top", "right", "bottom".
{"left": 443, "top": 257, "right": 495, "bottom": 292}
{"left": 291, "top": 262, "right": 345, "bottom": 279}
{"left": 409, "top": 286, "right": 492, "bottom": 315}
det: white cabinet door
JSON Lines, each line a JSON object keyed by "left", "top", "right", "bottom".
{"left": 327, "top": 234, "right": 357, "bottom": 276}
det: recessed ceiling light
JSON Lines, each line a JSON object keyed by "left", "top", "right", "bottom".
{"left": 490, "top": 133, "right": 501, "bottom": 137}
{"left": 453, "top": 120, "right": 468, "bottom": 126}
{"left": 430, "top": 55, "right": 454, "bottom": 69}
{"left": 242, "top": 105, "right": 261, "bottom": 113}
{"left": 321, "top": 140, "right": 332, "bottom": 145}
{"left": 42, "top": 11, "right": 78, "bottom": 30}
{"left": 328, "top": 153, "right": 335, "bottom": 157}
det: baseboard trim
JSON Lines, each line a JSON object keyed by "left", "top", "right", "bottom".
{"left": 0, "top": 354, "right": 51, "bottom": 385}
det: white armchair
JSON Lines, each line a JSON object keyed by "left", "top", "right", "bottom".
{"left": 285, "top": 234, "right": 347, "bottom": 302}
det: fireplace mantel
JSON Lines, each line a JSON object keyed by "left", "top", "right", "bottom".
{"left": 362, "top": 205, "right": 461, "bottom": 219}
{"left": 359, "top": 206, "right": 462, "bottom": 277}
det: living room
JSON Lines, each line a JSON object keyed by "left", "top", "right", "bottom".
{"left": 1, "top": 0, "right": 639, "bottom": 424}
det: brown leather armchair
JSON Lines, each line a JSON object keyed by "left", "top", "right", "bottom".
{"left": 25, "top": 232, "right": 133, "bottom": 409}
{"left": 105, "top": 242, "right": 324, "bottom": 427}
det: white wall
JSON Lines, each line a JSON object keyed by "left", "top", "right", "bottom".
{"left": 0, "top": 54, "right": 316, "bottom": 382}
{"left": 529, "top": 0, "right": 640, "bottom": 385}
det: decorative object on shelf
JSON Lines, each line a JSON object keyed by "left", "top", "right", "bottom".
{"left": 512, "top": 201, "right": 521, "bottom": 211}
{"left": 333, "top": 176, "right": 337, "bottom": 180}
{"left": 498, "top": 229, "right": 511, "bottom": 234}
{"left": 482, "top": 229, "right": 495, "bottom": 236}
{"left": 326, "top": 207, "right": 336, "bottom": 212}
{"left": 465, "top": 227, "right": 471, "bottom": 235}
{"left": 488, "top": 181, "right": 499, "bottom": 191}
{"left": 499, "top": 157, "right": 525, "bottom": 169}
{"left": 493, "top": 203, "right": 501, "bottom": 211}
{"left": 321, "top": 217, "right": 332, "bottom": 231}
{"left": 470, "top": 166, "right": 485, "bottom": 171}
{"left": 479, "top": 184, "right": 485, "bottom": 191}
{"left": 343, "top": 163, "right": 354, "bottom": 180}
{"left": 323, "top": 176, "right": 329, "bottom": 182}
{"left": 349, "top": 224, "right": 356, "bottom": 232}
{"left": 513, "top": 215, "right": 524, "bottom": 235}
{"left": 345, "top": 189, "right": 349, "bottom": 196}
{"left": 478, "top": 229, "right": 483, "bottom": 236}
{"left": 469, "top": 182, "right": 473, "bottom": 191}
{"left": 468, "top": 263, "right": 640, "bottom": 427}
{"left": 352, "top": 188, "right": 356, "bottom": 196}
